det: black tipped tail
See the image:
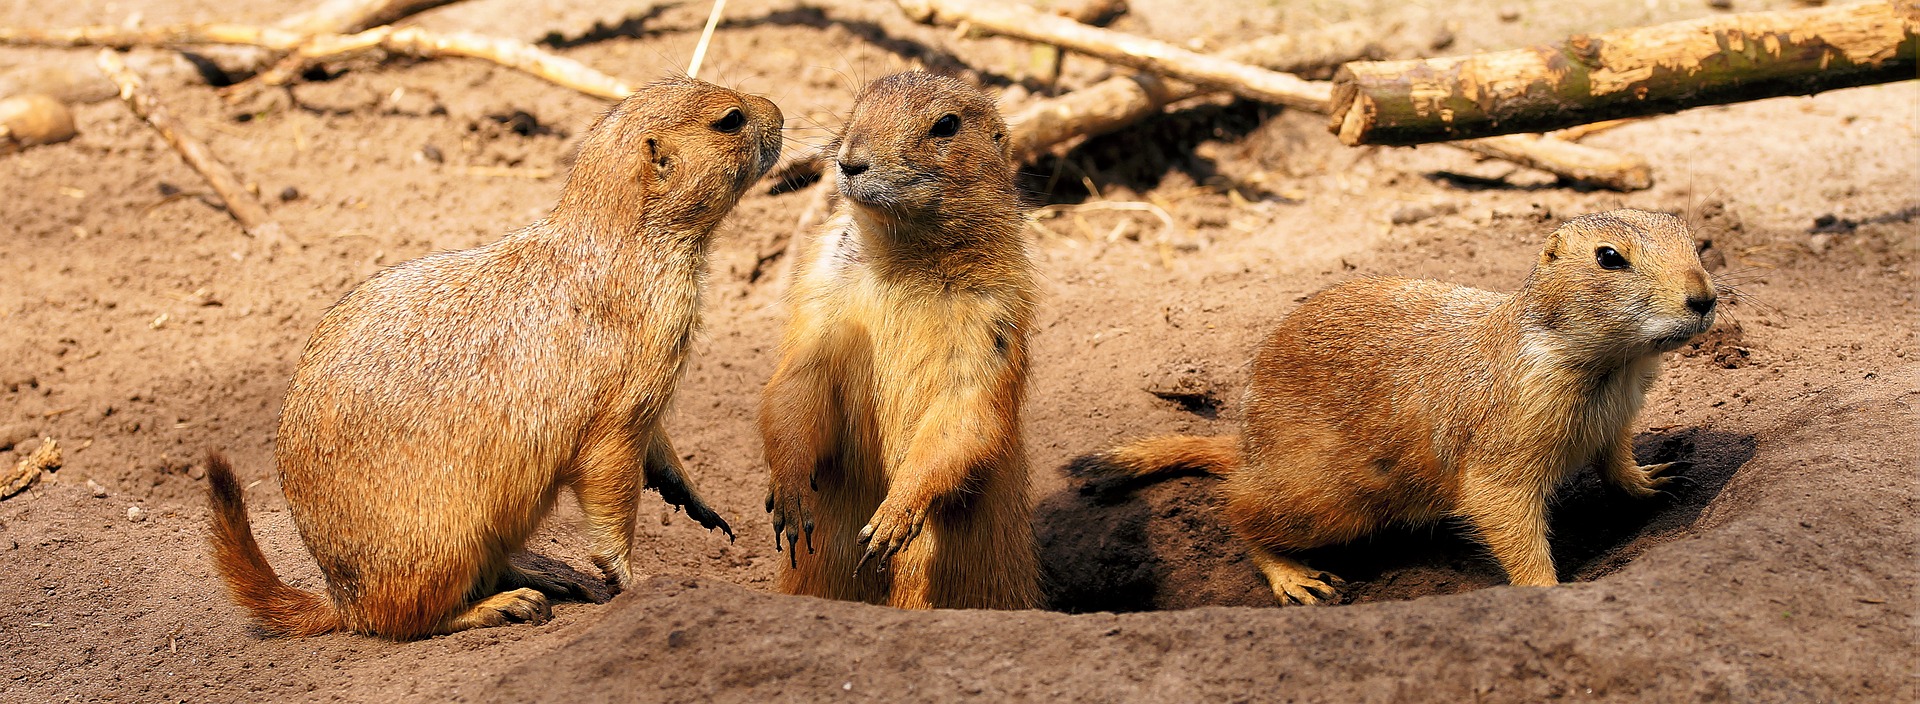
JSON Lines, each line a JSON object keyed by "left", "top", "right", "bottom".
{"left": 205, "top": 452, "right": 340, "bottom": 637}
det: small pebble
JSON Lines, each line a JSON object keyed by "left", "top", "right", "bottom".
{"left": 1498, "top": 6, "right": 1521, "bottom": 21}
{"left": 421, "top": 144, "right": 445, "bottom": 163}
{"left": 1707, "top": 0, "right": 1732, "bottom": 8}
{"left": 87, "top": 479, "right": 106, "bottom": 498}
{"left": 127, "top": 505, "right": 146, "bottom": 522}
{"left": 1808, "top": 233, "right": 1834, "bottom": 256}
{"left": 278, "top": 186, "right": 301, "bottom": 202}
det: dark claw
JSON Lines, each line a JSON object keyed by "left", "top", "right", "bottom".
{"left": 765, "top": 493, "right": 774, "bottom": 513}
{"left": 787, "top": 531, "right": 798, "bottom": 568}
{"left": 804, "top": 520, "right": 815, "bottom": 554}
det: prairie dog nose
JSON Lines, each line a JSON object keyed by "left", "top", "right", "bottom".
{"left": 1685, "top": 293, "right": 1717, "bottom": 316}
{"left": 838, "top": 159, "right": 870, "bottom": 177}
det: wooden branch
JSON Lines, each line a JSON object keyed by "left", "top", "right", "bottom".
{"left": 1331, "top": 1, "right": 1919, "bottom": 145}
{"left": 686, "top": 0, "right": 731, "bottom": 80}
{"left": 4, "top": 23, "right": 634, "bottom": 101}
{"left": 1009, "top": 23, "right": 1379, "bottom": 159}
{"left": 275, "top": 0, "right": 466, "bottom": 35}
{"left": 254, "top": 26, "right": 634, "bottom": 99}
{"left": 96, "top": 50, "right": 284, "bottom": 240}
{"left": 1452, "top": 134, "right": 1651, "bottom": 191}
{"left": 898, "top": 0, "right": 1330, "bottom": 111}
{"left": 0, "top": 24, "right": 308, "bottom": 51}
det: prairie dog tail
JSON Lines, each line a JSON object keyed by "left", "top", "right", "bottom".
{"left": 205, "top": 452, "right": 340, "bottom": 637}
{"left": 1074, "top": 435, "right": 1244, "bottom": 481}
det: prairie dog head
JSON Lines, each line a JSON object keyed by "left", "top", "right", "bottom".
{"left": 1522, "top": 209, "right": 1718, "bottom": 359}
{"left": 557, "top": 76, "right": 782, "bottom": 234}
{"left": 831, "top": 72, "right": 1015, "bottom": 229}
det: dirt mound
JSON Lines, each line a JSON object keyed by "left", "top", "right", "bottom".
{"left": 490, "top": 371, "right": 1914, "bottom": 702}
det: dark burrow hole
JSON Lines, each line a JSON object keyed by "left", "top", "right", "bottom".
{"left": 1036, "top": 427, "right": 1756, "bottom": 613}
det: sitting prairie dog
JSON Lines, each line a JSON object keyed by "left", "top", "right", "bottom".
{"left": 761, "top": 72, "right": 1041, "bottom": 609}
{"left": 1090, "top": 210, "right": 1717, "bottom": 604}
{"left": 205, "top": 77, "right": 782, "bottom": 639}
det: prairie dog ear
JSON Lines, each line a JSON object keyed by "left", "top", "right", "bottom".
{"left": 1539, "top": 232, "right": 1563, "bottom": 265}
{"left": 645, "top": 136, "right": 677, "bottom": 184}
{"left": 990, "top": 127, "right": 1012, "bottom": 163}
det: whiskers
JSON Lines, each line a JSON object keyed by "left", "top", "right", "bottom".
{"left": 1711, "top": 269, "right": 1779, "bottom": 324}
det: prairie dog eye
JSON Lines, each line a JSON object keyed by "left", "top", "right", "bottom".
{"left": 929, "top": 113, "right": 960, "bottom": 138}
{"left": 712, "top": 108, "right": 746, "bottom": 134}
{"left": 1595, "top": 246, "right": 1630, "bottom": 270}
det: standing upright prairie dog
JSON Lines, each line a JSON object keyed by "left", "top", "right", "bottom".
{"left": 204, "top": 77, "right": 782, "bottom": 639}
{"left": 1091, "top": 210, "right": 1717, "bottom": 604}
{"left": 761, "top": 72, "right": 1040, "bottom": 609}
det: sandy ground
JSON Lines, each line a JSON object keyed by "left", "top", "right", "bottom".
{"left": 1, "top": 0, "right": 1914, "bottom": 701}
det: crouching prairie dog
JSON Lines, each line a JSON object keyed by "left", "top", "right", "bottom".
{"left": 760, "top": 72, "right": 1041, "bottom": 609}
{"left": 1089, "top": 210, "right": 1717, "bottom": 604}
{"left": 205, "top": 77, "right": 781, "bottom": 639}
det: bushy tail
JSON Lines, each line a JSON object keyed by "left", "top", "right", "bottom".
{"left": 1070, "top": 435, "right": 1243, "bottom": 481}
{"left": 205, "top": 452, "right": 341, "bottom": 637}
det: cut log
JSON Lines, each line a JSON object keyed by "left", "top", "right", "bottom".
{"left": 897, "top": 0, "right": 1330, "bottom": 111}
{"left": 96, "top": 50, "right": 285, "bottom": 240}
{"left": 1331, "top": 1, "right": 1919, "bottom": 145}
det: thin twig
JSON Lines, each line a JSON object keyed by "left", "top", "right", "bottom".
{"left": 95, "top": 49, "right": 284, "bottom": 240}
{"left": 687, "top": 0, "right": 729, "bottom": 80}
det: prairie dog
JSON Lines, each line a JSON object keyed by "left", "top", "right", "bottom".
{"left": 761, "top": 72, "right": 1040, "bottom": 609}
{"left": 206, "top": 77, "right": 782, "bottom": 639}
{"left": 1092, "top": 210, "right": 1717, "bottom": 604}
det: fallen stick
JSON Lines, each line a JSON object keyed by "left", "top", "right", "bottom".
{"left": 96, "top": 50, "right": 284, "bottom": 239}
{"left": 1025, "top": 0, "right": 1130, "bottom": 86}
{"left": 275, "top": 0, "right": 467, "bottom": 36}
{"left": 1009, "top": 23, "right": 1378, "bottom": 159}
{"left": 253, "top": 26, "right": 633, "bottom": 99}
{"left": 1454, "top": 134, "right": 1651, "bottom": 191}
{"left": 898, "top": 0, "right": 1330, "bottom": 111}
{"left": 0, "top": 24, "right": 309, "bottom": 51}
{"left": 5, "top": 24, "right": 635, "bottom": 100}
{"left": 1331, "top": 1, "right": 1919, "bottom": 145}
{"left": 686, "top": 0, "right": 730, "bottom": 80}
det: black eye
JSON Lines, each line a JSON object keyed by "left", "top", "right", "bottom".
{"left": 1595, "top": 246, "right": 1630, "bottom": 270}
{"left": 929, "top": 113, "right": 960, "bottom": 138}
{"left": 712, "top": 108, "right": 745, "bottom": 134}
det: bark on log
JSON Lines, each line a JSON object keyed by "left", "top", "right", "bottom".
{"left": 96, "top": 50, "right": 284, "bottom": 240}
{"left": 897, "top": 0, "right": 1331, "bottom": 111}
{"left": 1331, "top": 1, "right": 1920, "bottom": 145}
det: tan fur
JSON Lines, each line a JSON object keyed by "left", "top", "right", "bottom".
{"left": 1099, "top": 210, "right": 1717, "bottom": 604}
{"left": 760, "top": 72, "right": 1040, "bottom": 609}
{"left": 204, "top": 77, "right": 782, "bottom": 639}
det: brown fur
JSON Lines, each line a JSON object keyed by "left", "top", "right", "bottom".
{"left": 204, "top": 77, "right": 782, "bottom": 639}
{"left": 1095, "top": 210, "right": 1717, "bottom": 604}
{"left": 760, "top": 72, "right": 1040, "bottom": 609}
